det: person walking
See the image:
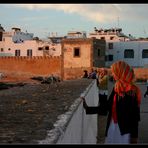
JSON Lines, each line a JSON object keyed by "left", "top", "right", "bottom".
{"left": 144, "top": 79, "right": 148, "bottom": 98}
{"left": 96, "top": 68, "right": 108, "bottom": 143}
{"left": 81, "top": 61, "right": 141, "bottom": 144}
{"left": 98, "top": 68, "right": 108, "bottom": 115}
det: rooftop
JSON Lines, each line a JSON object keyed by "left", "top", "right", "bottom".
{"left": 0, "top": 77, "right": 92, "bottom": 144}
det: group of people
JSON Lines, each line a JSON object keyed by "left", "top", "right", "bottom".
{"left": 82, "top": 69, "right": 97, "bottom": 79}
{"left": 81, "top": 60, "right": 142, "bottom": 144}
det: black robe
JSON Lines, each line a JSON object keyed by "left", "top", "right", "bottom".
{"left": 84, "top": 88, "right": 140, "bottom": 138}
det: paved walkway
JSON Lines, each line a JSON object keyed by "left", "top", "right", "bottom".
{"left": 137, "top": 83, "right": 148, "bottom": 144}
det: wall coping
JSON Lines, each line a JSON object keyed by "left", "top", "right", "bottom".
{"left": 37, "top": 80, "right": 95, "bottom": 144}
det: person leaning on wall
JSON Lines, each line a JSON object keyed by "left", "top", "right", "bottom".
{"left": 144, "top": 79, "right": 148, "bottom": 98}
{"left": 96, "top": 68, "right": 108, "bottom": 143}
{"left": 81, "top": 60, "right": 141, "bottom": 144}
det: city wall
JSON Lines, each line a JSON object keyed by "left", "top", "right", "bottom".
{"left": 0, "top": 56, "right": 147, "bottom": 80}
{"left": 0, "top": 56, "right": 62, "bottom": 78}
{"left": 38, "top": 80, "right": 98, "bottom": 144}
{"left": 134, "top": 68, "right": 148, "bottom": 80}
{"left": 97, "top": 67, "right": 148, "bottom": 81}
{"left": 63, "top": 67, "right": 92, "bottom": 80}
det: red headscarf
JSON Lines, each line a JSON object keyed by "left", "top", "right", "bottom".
{"left": 111, "top": 60, "right": 141, "bottom": 106}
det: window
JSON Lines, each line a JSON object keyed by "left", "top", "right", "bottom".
{"left": 15, "top": 50, "right": 20, "bottom": 56}
{"left": 38, "top": 47, "right": 43, "bottom": 50}
{"left": 108, "top": 55, "right": 113, "bottom": 61}
{"left": 45, "top": 46, "right": 49, "bottom": 50}
{"left": 1, "top": 48, "right": 4, "bottom": 52}
{"left": 110, "top": 37, "right": 114, "bottom": 40}
{"left": 142, "top": 49, "right": 148, "bottom": 58}
{"left": 108, "top": 43, "right": 113, "bottom": 49}
{"left": 27, "top": 49, "right": 32, "bottom": 57}
{"left": 98, "top": 49, "right": 100, "bottom": 56}
{"left": 124, "top": 49, "right": 134, "bottom": 58}
{"left": 100, "top": 37, "right": 105, "bottom": 40}
{"left": 105, "top": 55, "right": 113, "bottom": 61}
{"left": 105, "top": 55, "right": 108, "bottom": 61}
{"left": 74, "top": 47, "right": 80, "bottom": 57}
{"left": 0, "top": 32, "right": 2, "bottom": 41}
{"left": 8, "top": 48, "right": 11, "bottom": 51}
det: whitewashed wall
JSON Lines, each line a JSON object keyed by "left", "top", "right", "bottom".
{"left": 106, "top": 41, "right": 148, "bottom": 67}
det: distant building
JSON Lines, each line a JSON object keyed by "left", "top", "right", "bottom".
{"left": 0, "top": 25, "right": 61, "bottom": 57}
{"left": 61, "top": 38, "right": 106, "bottom": 79}
{"left": 11, "top": 27, "right": 34, "bottom": 43}
{"left": 66, "top": 31, "right": 87, "bottom": 39}
{"left": 0, "top": 24, "right": 5, "bottom": 41}
{"left": 110, "top": 41, "right": 148, "bottom": 67}
{"left": 88, "top": 27, "right": 130, "bottom": 42}
{"left": 88, "top": 27, "right": 148, "bottom": 67}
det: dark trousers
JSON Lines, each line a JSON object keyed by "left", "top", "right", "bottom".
{"left": 97, "top": 93, "right": 108, "bottom": 143}
{"left": 98, "top": 94, "right": 107, "bottom": 115}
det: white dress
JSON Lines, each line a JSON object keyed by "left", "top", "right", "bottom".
{"left": 105, "top": 119, "right": 130, "bottom": 144}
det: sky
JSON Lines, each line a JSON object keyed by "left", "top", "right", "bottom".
{"left": 1, "top": 4, "right": 148, "bottom": 39}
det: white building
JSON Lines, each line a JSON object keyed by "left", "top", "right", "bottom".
{"left": 11, "top": 27, "right": 34, "bottom": 43}
{"left": 89, "top": 27, "right": 148, "bottom": 67}
{"left": 106, "top": 41, "right": 148, "bottom": 67}
{"left": 88, "top": 27, "right": 131, "bottom": 42}
{"left": 0, "top": 25, "right": 62, "bottom": 57}
{"left": 66, "top": 31, "right": 87, "bottom": 39}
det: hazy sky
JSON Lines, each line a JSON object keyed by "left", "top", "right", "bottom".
{"left": 1, "top": 4, "right": 148, "bottom": 39}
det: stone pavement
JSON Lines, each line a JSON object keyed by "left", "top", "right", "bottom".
{"left": 137, "top": 83, "right": 148, "bottom": 144}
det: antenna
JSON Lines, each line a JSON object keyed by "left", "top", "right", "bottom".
{"left": 143, "top": 27, "right": 146, "bottom": 38}
{"left": 117, "top": 16, "right": 120, "bottom": 28}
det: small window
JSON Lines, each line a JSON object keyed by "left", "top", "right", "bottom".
{"left": 15, "top": 50, "right": 20, "bottom": 56}
{"left": 38, "top": 47, "right": 43, "bottom": 50}
{"left": 110, "top": 36, "right": 114, "bottom": 40}
{"left": 105, "top": 55, "right": 108, "bottom": 61}
{"left": 27, "top": 49, "right": 32, "bottom": 57}
{"left": 74, "top": 47, "right": 80, "bottom": 57}
{"left": 108, "top": 43, "right": 113, "bottom": 49}
{"left": 142, "top": 49, "right": 148, "bottom": 58}
{"left": 108, "top": 55, "right": 113, "bottom": 61}
{"left": 1, "top": 48, "right": 4, "bottom": 52}
{"left": 100, "top": 37, "right": 105, "bottom": 40}
{"left": 45, "top": 46, "right": 49, "bottom": 50}
{"left": 105, "top": 55, "right": 113, "bottom": 61}
{"left": 98, "top": 49, "right": 100, "bottom": 56}
{"left": 8, "top": 48, "right": 11, "bottom": 51}
{"left": 124, "top": 49, "right": 134, "bottom": 58}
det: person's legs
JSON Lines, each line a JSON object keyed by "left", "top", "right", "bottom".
{"left": 97, "top": 94, "right": 108, "bottom": 143}
{"left": 144, "top": 86, "right": 148, "bottom": 97}
{"left": 97, "top": 115, "right": 107, "bottom": 143}
{"left": 99, "top": 94, "right": 107, "bottom": 115}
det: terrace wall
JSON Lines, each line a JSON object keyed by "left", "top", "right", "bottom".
{"left": 0, "top": 56, "right": 62, "bottom": 78}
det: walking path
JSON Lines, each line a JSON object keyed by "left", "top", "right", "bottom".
{"left": 138, "top": 83, "right": 148, "bottom": 144}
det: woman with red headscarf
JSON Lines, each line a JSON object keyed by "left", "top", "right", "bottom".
{"left": 81, "top": 61, "right": 141, "bottom": 144}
